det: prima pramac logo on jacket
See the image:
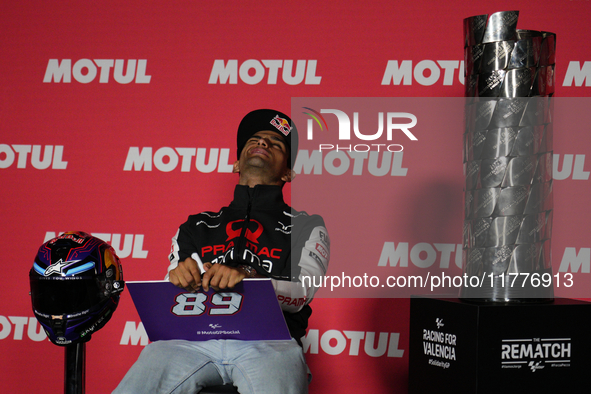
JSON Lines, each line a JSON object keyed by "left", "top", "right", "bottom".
{"left": 199, "top": 218, "right": 284, "bottom": 273}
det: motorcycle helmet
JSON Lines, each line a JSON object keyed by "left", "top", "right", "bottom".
{"left": 29, "top": 231, "right": 124, "bottom": 346}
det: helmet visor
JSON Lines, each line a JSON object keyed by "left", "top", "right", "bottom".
{"left": 30, "top": 276, "right": 105, "bottom": 315}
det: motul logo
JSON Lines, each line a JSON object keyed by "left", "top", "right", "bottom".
{"left": 559, "top": 247, "right": 590, "bottom": 273}
{"left": 0, "top": 144, "right": 67, "bottom": 169}
{"left": 554, "top": 154, "right": 589, "bottom": 180}
{"left": 120, "top": 321, "right": 149, "bottom": 346}
{"left": 43, "top": 59, "right": 151, "bottom": 84}
{"left": 294, "top": 150, "right": 409, "bottom": 177}
{"left": 382, "top": 60, "right": 465, "bottom": 86}
{"left": 123, "top": 146, "right": 234, "bottom": 173}
{"left": 563, "top": 61, "right": 591, "bottom": 87}
{"left": 209, "top": 59, "right": 322, "bottom": 85}
{"left": 0, "top": 316, "right": 47, "bottom": 341}
{"left": 377, "top": 242, "right": 463, "bottom": 269}
{"left": 44, "top": 232, "right": 148, "bottom": 259}
{"left": 382, "top": 60, "right": 591, "bottom": 87}
{"left": 302, "top": 329, "right": 404, "bottom": 358}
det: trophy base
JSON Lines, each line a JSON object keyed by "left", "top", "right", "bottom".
{"left": 409, "top": 296, "right": 591, "bottom": 394}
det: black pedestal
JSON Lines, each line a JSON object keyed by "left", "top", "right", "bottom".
{"left": 409, "top": 297, "right": 591, "bottom": 393}
{"left": 65, "top": 342, "right": 85, "bottom": 394}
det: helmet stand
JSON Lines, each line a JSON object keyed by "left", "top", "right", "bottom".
{"left": 65, "top": 342, "right": 86, "bottom": 394}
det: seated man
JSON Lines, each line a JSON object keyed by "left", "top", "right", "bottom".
{"left": 114, "top": 109, "right": 330, "bottom": 394}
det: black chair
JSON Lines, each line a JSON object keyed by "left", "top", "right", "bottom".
{"left": 199, "top": 385, "right": 239, "bottom": 393}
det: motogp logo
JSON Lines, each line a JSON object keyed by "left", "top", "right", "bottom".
{"left": 529, "top": 361, "right": 544, "bottom": 372}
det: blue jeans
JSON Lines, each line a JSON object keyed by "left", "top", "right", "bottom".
{"left": 113, "top": 339, "right": 308, "bottom": 394}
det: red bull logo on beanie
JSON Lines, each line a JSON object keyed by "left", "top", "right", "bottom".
{"left": 271, "top": 115, "right": 292, "bottom": 136}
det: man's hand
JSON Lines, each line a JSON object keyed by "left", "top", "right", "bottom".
{"left": 201, "top": 263, "right": 247, "bottom": 292}
{"left": 168, "top": 257, "right": 203, "bottom": 292}
{"left": 169, "top": 257, "right": 249, "bottom": 292}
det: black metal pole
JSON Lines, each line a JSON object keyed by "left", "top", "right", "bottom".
{"left": 64, "top": 342, "right": 85, "bottom": 394}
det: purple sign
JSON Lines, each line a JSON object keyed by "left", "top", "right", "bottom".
{"left": 127, "top": 279, "right": 291, "bottom": 341}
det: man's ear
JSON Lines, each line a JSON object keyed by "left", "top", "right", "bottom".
{"left": 232, "top": 160, "right": 240, "bottom": 174}
{"left": 281, "top": 169, "right": 296, "bottom": 183}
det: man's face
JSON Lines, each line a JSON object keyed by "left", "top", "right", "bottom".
{"left": 234, "top": 130, "right": 292, "bottom": 185}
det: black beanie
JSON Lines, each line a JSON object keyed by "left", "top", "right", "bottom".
{"left": 236, "top": 109, "right": 298, "bottom": 168}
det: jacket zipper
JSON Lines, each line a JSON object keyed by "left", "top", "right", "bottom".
{"left": 235, "top": 196, "right": 252, "bottom": 265}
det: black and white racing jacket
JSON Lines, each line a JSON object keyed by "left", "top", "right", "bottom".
{"left": 167, "top": 184, "right": 330, "bottom": 341}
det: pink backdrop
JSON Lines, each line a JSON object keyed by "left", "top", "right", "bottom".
{"left": 2, "top": 1, "right": 591, "bottom": 392}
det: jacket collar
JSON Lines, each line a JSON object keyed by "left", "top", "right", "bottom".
{"left": 230, "top": 184, "right": 286, "bottom": 210}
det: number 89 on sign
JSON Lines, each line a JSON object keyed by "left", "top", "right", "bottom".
{"left": 171, "top": 292, "right": 244, "bottom": 316}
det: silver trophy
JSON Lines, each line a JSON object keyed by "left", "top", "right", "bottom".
{"left": 461, "top": 11, "right": 555, "bottom": 301}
